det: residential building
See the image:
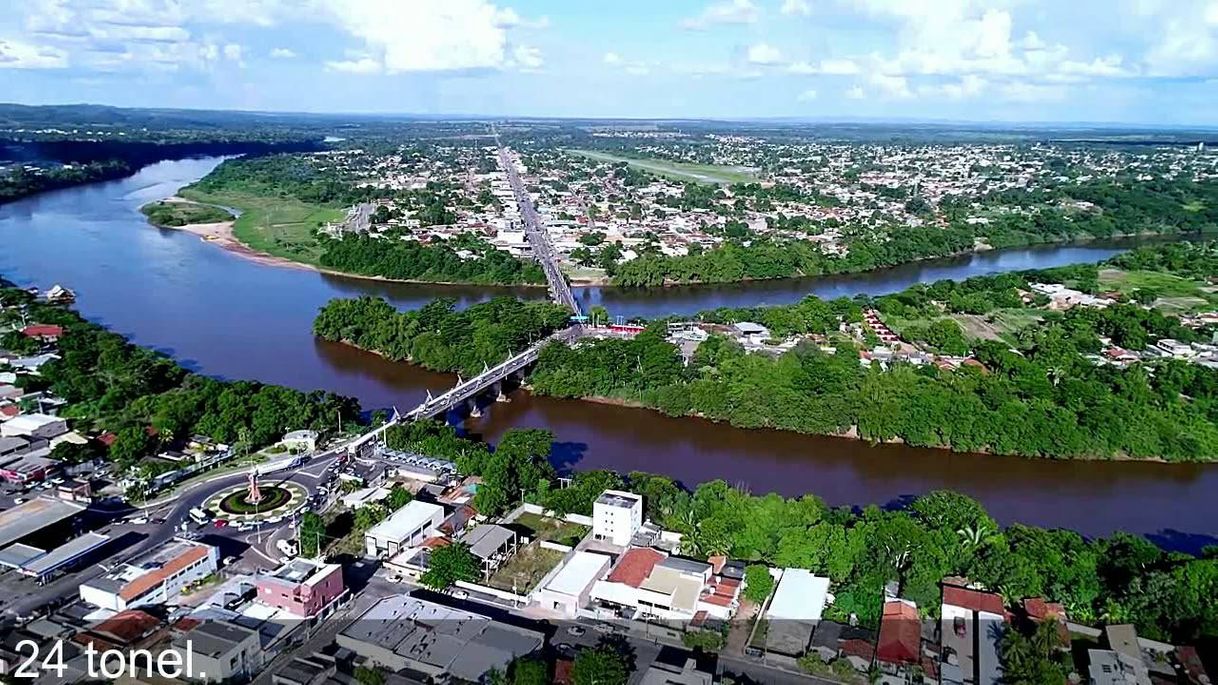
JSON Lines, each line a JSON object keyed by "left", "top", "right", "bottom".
{"left": 336, "top": 595, "right": 545, "bottom": 682}
{"left": 877, "top": 599, "right": 921, "bottom": 666}
{"left": 590, "top": 548, "right": 740, "bottom": 622}
{"left": 254, "top": 558, "right": 345, "bottom": 619}
{"left": 173, "top": 619, "right": 263, "bottom": 683}
{"left": 79, "top": 539, "right": 219, "bottom": 611}
{"left": 592, "top": 489, "right": 643, "bottom": 546}
{"left": 0, "top": 413, "right": 67, "bottom": 440}
{"left": 281, "top": 430, "right": 319, "bottom": 453}
{"left": 940, "top": 583, "right": 1007, "bottom": 685}
{"left": 1088, "top": 649, "right": 1151, "bottom": 685}
{"left": 764, "top": 569, "right": 831, "bottom": 656}
{"left": 534, "top": 550, "right": 612, "bottom": 617}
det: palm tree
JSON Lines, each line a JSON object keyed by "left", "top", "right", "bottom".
{"left": 957, "top": 521, "right": 997, "bottom": 549}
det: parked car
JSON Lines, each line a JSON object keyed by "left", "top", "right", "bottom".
{"left": 213, "top": 519, "right": 229, "bottom": 528}
{"left": 565, "top": 626, "right": 586, "bottom": 637}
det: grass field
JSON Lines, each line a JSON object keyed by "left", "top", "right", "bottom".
{"left": 487, "top": 543, "right": 565, "bottom": 593}
{"left": 179, "top": 188, "right": 344, "bottom": 265}
{"left": 513, "top": 512, "right": 590, "bottom": 547}
{"left": 1099, "top": 268, "right": 1218, "bottom": 312}
{"left": 889, "top": 308, "right": 1044, "bottom": 346}
{"left": 568, "top": 149, "right": 757, "bottom": 185}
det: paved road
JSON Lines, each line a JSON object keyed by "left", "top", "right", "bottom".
{"left": 496, "top": 142, "right": 580, "bottom": 316}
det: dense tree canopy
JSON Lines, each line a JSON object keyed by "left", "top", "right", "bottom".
{"left": 313, "top": 295, "right": 570, "bottom": 376}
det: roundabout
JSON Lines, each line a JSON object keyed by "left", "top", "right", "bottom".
{"left": 201, "top": 471, "right": 309, "bottom": 523}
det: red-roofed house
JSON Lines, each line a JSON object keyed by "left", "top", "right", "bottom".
{"left": 942, "top": 585, "right": 1006, "bottom": 617}
{"left": 942, "top": 583, "right": 1008, "bottom": 685}
{"left": 878, "top": 599, "right": 921, "bottom": 665}
{"left": 591, "top": 549, "right": 737, "bottom": 621}
{"left": 73, "top": 610, "right": 166, "bottom": 651}
{"left": 21, "top": 324, "right": 63, "bottom": 342}
{"left": 840, "top": 638, "right": 876, "bottom": 672}
{"left": 605, "top": 548, "right": 665, "bottom": 588}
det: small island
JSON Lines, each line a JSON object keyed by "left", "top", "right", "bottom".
{"left": 140, "top": 198, "right": 234, "bottom": 227}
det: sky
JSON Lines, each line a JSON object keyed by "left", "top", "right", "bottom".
{"left": 1, "top": 0, "right": 1217, "bottom": 125}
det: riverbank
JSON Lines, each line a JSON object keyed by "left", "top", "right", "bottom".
{"left": 7, "top": 156, "right": 1218, "bottom": 542}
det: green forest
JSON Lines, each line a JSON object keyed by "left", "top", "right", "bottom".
{"left": 315, "top": 243, "right": 1218, "bottom": 462}
{"left": 140, "top": 200, "right": 234, "bottom": 227}
{"left": 0, "top": 160, "right": 132, "bottom": 204}
{"left": 385, "top": 420, "right": 1218, "bottom": 645}
{"left": 1, "top": 283, "right": 361, "bottom": 475}
{"left": 530, "top": 270, "right": 1218, "bottom": 461}
{"left": 312, "top": 295, "right": 570, "bottom": 376}
{"left": 317, "top": 233, "right": 546, "bottom": 285}
{"left": 608, "top": 178, "right": 1218, "bottom": 286}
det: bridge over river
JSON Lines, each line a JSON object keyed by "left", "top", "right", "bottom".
{"left": 361, "top": 141, "right": 584, "bottom": 436}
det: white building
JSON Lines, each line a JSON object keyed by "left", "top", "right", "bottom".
{"left": 592, "top": 490, "right": 643, "bottom": 546}
{"left": 364, "top": 500, "right": 444, "bottom": 558}
{"left": 0, "top": 413, "right": 67, "bottom": 440}
{"left": 79, "top": 539, "right": 218, "bottom": 611}
{"left": 764, "top": 569, "right": 831, "bottom": 656}
{"left": 533, "top": 551, "right": 612, "bottom": 617}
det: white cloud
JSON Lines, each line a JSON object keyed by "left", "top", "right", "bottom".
{"left": 869, "top": 72, "right": 912, "bottom": 98}
{"left": 845, "top": 84, "right": 865, "bottom": 99}
{"left": 223, "top": 43, "right": 243, "bottom": 62}
{"left": 0, "top": 39, "right": 68, "bottom": 69}
{"left": 512, "top": 44, "right": 543, "bottom": 71}
{"left": 746, "top": 43, "right": 783, "bottom": 65}
{"left": 920, "top": 74, "right": 987, "bottom": 99}
{"left": 797, "top": 88, "right": 817, "bottom": 101}
{"left": 781, "top": 0, "right": 812, "bottom": 16}
{"left": 789, "top": 57, "right": 860, "bottom": 75}
{"left": 681, "top": 0, "right": 759, "bottom": 29}
{"left": 324, "top": 56, "right": 381, "bottom": 74}
{"left": 269, "top": 47, "right": 297, "bottom": 59}
{"left": 1001, "top": 81, "right": 1067, "bottom": 102}
{"left": 603, "top": 51, "right": 652, "bottom": 76}
{"left": 317, "top": 0, "right": 530, "bottom": 72}
{"left": 492, "top": 7, "right": 550, "bottom": 29}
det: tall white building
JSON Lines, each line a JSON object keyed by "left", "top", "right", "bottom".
{"left": 592, "top": 490, "right": 643, "bottom": 546}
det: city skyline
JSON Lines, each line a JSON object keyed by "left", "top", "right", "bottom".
{"left": 1, "top": 0, "right": 1217, "bottom": 125}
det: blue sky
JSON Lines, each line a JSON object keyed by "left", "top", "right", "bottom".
{"left": 1, "top": 0, "right": 1217, "bottom": 125}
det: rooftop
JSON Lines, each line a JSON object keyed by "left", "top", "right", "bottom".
{"left": 460, "top": 524, "right": 517, "bottom": 560}
{"left": 366, "top": 500, "right": 444, "bottom": 543}
{"left": 82, "top": 539, "right": 214, "bottom": 601}
{"left": 339, "top": 595, "right": 544, "bottom": 682}
{"left": 943, "top": 585, "right": 1006, "bottom": 616}
{"left": 595, "top": 490, "right": 642, "bottom": 509}
{"left": 605, "top": 547, "right": 665, "bottom": 588}
{"left": 0, "top": 497, "right": 84, "bottom": 549}
{"left": 544, "top": 551, "right": 611, "bottom": 597}
{"left": 266, "top": 558, "right": 336, "bottom": 585}
{"left": 767, "top": 569, "right": 830, "bottom": 622}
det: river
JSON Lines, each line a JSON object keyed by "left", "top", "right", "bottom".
{"left": 2, "top": 157, "right": 1215, "bottom": 548}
